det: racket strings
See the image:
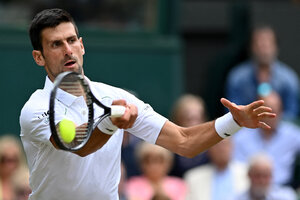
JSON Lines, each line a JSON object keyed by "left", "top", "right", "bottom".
{"left": 59, "top": 81, "right": 86, "bottom": 98}
{"left": 56, "top": 75, "right": 91, "bottom": 147}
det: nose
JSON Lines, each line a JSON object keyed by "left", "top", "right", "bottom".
{"left": 63, "top": 42, "right": 72, "bottom": 56}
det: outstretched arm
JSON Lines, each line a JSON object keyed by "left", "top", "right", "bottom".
{"left": 156, "top": 98, "right": 276, "bottom": 158}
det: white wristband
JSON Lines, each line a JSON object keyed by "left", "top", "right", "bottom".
{"left": 97, "top": 117, "right": 118, "bottom": 135}
{"left": 215, "top": 112, "right": 241, "bottom": 138}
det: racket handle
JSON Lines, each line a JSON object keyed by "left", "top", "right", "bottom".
{"left": 110, "top": 105, "right": 126, "bottom": 117}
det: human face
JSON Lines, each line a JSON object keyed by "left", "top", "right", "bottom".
{"left": 249, "top": 163, "right": 272, "bottom": 197}
{"left": 177, "top": 101, "right": 205, "bottom": 127}
{"left": 251, "top": 29, "right": 278, "bottom": 66}
{"left": 32, "top": 22, "right": 85, "bottom": 81}
{"left": 141, "top": 153, "right": 169, "bottom": 182}
{"left": 0, "top": 146, "right": 20, "bottom": 178}
{"left": 208, "top": 139, "right": 232, "bottom": 171}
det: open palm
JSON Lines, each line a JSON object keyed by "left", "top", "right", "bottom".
{"left": 220, "top": 98, "right": 276, "bottom": 130}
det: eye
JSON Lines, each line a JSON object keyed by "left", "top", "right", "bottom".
{"left": 52, "top": 41, "right": 61, "bottom": 48}
{"left": 68, "top": 37, "right": 77, "bottom": 44}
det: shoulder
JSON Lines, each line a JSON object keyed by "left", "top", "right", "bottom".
{"left": 20, "top": 90, "right": 49, "bottom": 121}
{"left": 228, "top": 61, "right": 253, "bottom": 75}
{"left": 276, "top": 61, "right": 297, "bottom": 74}
{"left": 90, "top": 81, "right": 137, "bottom": 101}
{"left": 227, "top": 61, "right": 254, "bottom": 83}
{"left": 275, "top": 61, "right": 299, "bottom": 81}
{"left": 20, "top": 89, "right": 50, "bottom": 132}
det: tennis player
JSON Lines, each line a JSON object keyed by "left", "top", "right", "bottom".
{"left": 20, "top": 8, "right": 276, "bottom": 200}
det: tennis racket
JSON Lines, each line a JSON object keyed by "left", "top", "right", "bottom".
{"left": 49, "top": 71, "right": 125, "bottom": 151}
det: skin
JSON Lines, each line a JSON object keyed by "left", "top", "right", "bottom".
{"left": 251, "top": 28, "right": 278, "bottom": 67}
{"left": 0, "top": 141, "right": 21, "bottom": 200}
{"left": 248, "top": 158, "right": 273, "bottom": 199}
{"left": 259, "top": 92, "right": 281, "bottom": 138}
{"left": 208, "top": 139, "right": 232, "bottom": 171}
{"left": 32, "top": 22, "right": 276, "bottom": 157}
{"left": 251, "top": 28, "right": 278, "bottom": 83}
{"left": 157, "top": 98, "right": 275, "bottom": 158}
{"left": 32, "top": 22, "right": 85, "bottom": 82}
{"left": 32, "top": 22, "right": 137, "bottom": 156}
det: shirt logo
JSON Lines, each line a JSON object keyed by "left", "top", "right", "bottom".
{"left": 38, "top": 110, "right": 50, "bottom": 125}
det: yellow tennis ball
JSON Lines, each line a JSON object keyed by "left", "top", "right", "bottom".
{"left": 59, "top": 119, "right": 76, "bottom": 143}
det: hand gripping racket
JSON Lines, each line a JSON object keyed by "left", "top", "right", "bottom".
{"left": 49, "top": 71, "right": 125, "bottom": 151}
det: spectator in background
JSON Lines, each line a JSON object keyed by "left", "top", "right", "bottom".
{"left": 121, "top": 90, "right": 143, "bottom": 179}
{"left": 0, "top": 135, "right": 27, "bottom": 200}
{"left": 184, "top": 139, "right": 249, "bottom": 200}
{"left": 225, "top": 25, "right": 300, "bottom": 121}
{"left": 126, "top": 142, "right": 187, "bottom": 200}
{"left": 232, "top": 91, "right": 300, "bottom": 186}
{"left": 169, "top": 94, "right": 209, "bottom": 177}
{"left": 119, "top": 162, "right": 128, "bottom": 200}
{"left": 121, "top": 131, "right": 142, "bottom": 178}
{"left": 12, "top": 165, "right": 31, "bottom": 200}
{"left": 234, "top": 153, "right": 297, "bottom": 200}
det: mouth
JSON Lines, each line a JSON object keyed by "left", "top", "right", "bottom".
{"left": 64, "top": 60, "right": 77, "bottom": 68}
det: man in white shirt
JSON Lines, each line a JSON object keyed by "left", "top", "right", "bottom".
{"left": 20, "top": 8, "right": 276, "bottom": 200}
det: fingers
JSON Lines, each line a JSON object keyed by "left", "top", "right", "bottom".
{"left": 258, "top": 121, "right": 271, "bottom": 130}
{"left": 253, "top": 106, "right": 272, "bottom": 115}
{"left": 111, "top": 103, "right": 138, "bottom": 129}
{"left": 220, "top": 98, "right": 238, "bottom": 111}
{"left": 248, "top": 100, "right": 265, "bottom": 110}
{"left": 220, "top": 97, "right": 276, "bottom": 130}
{"left": 112, "top": 99, "right": 127, "bottom": 106}
{"left": 257, "top": 112, "right": 276, "bottom": 119}
{"left": 122, "top": 104, "right": 138, "bottom": 129}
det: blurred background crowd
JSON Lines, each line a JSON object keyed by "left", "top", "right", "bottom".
{"left": 0, "top": 0, "right": 300, "bottom": 199}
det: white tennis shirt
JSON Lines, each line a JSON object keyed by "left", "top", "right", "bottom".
{"left": 20, "top": 76, "right": 167, "bottom": 200}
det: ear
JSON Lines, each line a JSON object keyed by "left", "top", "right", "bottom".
{"left": 79, "top": 37, "right": 85, "bottom": 55}
{"left": 32, "top": 50, "right": 45, "bottom": 66}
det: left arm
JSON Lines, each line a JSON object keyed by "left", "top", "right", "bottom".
{"left": 156, "top": 98, "right": 276, "bottom": 158}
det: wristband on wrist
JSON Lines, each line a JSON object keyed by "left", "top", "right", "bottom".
{"left": 215, "top": 112, "right": 241, "bottom": 138}
{"left": 97, "top": 117, "right": 118, "bottom": 135}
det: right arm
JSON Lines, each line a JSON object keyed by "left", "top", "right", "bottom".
{"left": 50, "top": 99, "right": 138, "bottom": 157}
{"left": 50, "top": 127, "right": 112, "bottom": 157}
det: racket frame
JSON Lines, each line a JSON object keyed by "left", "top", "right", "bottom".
{"left": 49, "top": 71, "right": 111, "bottom": 151}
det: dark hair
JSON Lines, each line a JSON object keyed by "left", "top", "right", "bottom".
{"left": 29, "top": 8, "right": 79, "bottom": 51}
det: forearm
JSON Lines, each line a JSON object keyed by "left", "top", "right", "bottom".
{"left": 74, "top": 128, "right": 111, "bottom": 157}
{"left": 50, "top": 128, "right": 111, "bottom": 157}
{"left": 156, "top": 120, "right": 223, "bottom": 158}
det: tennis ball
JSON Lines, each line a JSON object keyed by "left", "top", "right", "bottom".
{"left": 59, "top": 119, "right": 76, "bottom": 143}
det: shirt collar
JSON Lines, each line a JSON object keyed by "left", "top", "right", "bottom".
{"left": 44, "top": 76, "right": 79, "bottom": 107}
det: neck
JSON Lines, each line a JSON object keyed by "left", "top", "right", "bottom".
{"left": 257, "top": 65, "right": 271, "bottom": 83}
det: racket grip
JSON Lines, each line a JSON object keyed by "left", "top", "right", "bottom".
{"left": 110, "top": 105, "right": 126, "bottom": 117}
